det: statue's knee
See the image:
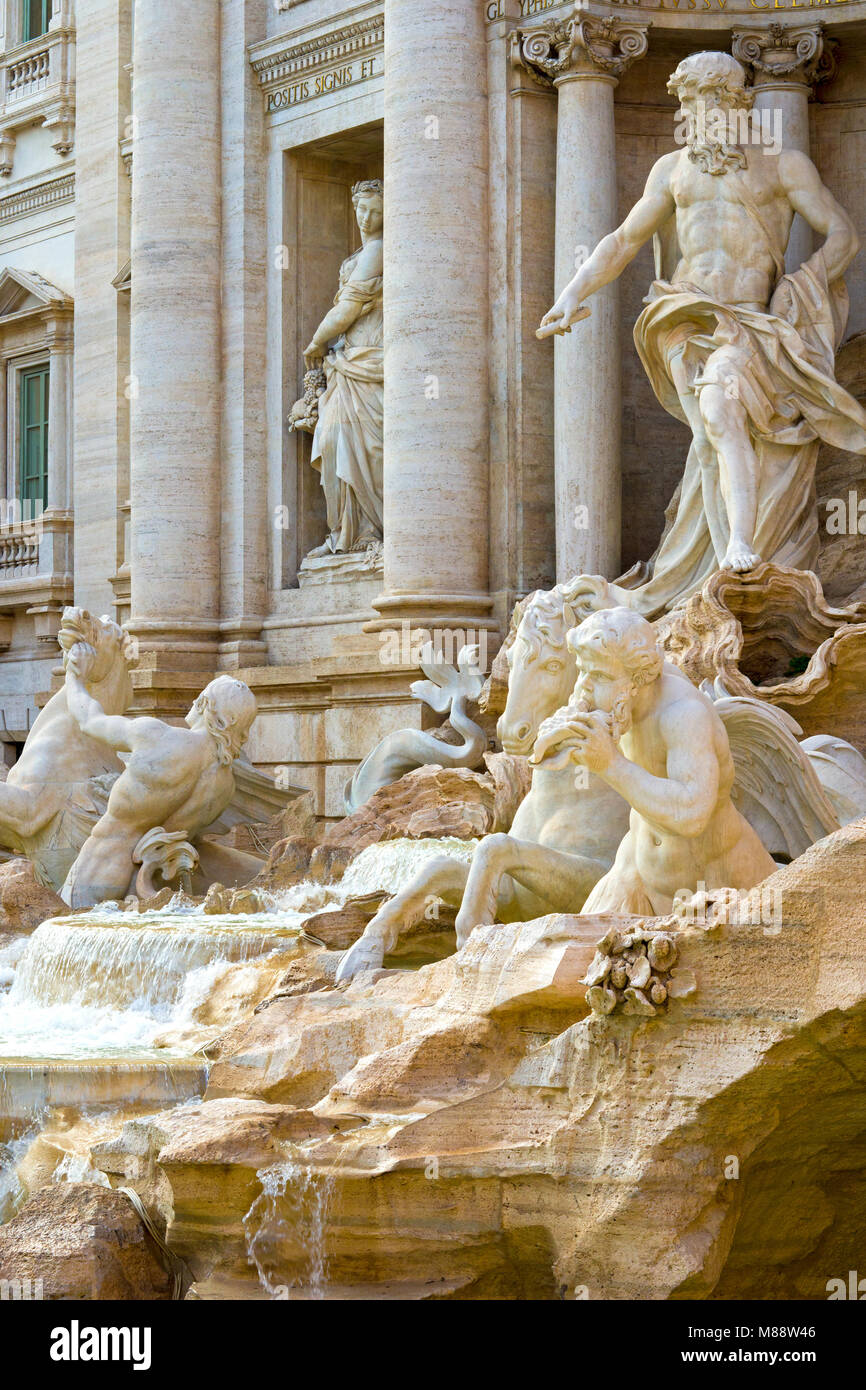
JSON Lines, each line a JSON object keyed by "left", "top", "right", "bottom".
{"left": 698, "top": 382, "right": 735, "bottom": 440}
{"left": 477, "top": 833, "right": 510, "bottom": 865}
{"left": 426, "top": 855, "right": 460, "bottom": 880}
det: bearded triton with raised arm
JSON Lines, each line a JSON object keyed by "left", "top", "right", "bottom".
{"left": 539, "top": 51, "right": 866, "bottom": 614}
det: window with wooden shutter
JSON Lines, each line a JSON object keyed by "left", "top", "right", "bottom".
{"left": 19, "top": 362, "right": 49, "bottom": 511}
{"left": 23, "top": 0, "right": 51, "bottom": 43}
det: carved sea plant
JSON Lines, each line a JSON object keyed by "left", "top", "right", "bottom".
{"left": 584, "top": 921, "right": 696, "bottom": 1018}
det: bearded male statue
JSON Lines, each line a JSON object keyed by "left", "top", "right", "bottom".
{"left": 532, "top": 607, "right": 776, "bottom": 915}
{"left": 540, "top": 51, "right": 866, "bottom": 615}
{"left": 61, "top": 646, "right": 258, "bottom": 908}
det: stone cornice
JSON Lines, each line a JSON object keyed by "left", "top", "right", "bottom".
{"left": 0, "top": 171, "right": 74, "bottom": 225}
{"left": 490, "top": 1, "right": 866, "bottom": 25}
{"left": 251, "top": 14, "right": 383, "bottom": 91}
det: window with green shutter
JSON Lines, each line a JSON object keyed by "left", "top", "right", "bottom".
{"left": 23, "top": 0, "right": 51, "bottom": 42}
{"left": 19, "top": 363, "right": 49, "bottom": 512}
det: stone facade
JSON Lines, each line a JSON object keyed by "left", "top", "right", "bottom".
{"left": 0, "top": 0, "right": 863, "bottom": 814}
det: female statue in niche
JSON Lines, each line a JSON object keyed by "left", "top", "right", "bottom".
{"left": 294, "top": 178, "right": 384, "bottom": 558}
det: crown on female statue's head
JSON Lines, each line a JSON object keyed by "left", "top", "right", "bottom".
{"left": 351, "top": 179, "right": 384, "bottom": 204}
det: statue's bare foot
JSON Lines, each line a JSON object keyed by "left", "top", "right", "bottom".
{"left": 306, "top": 540, "right": 334, "bottom": 560}
{"left": 335, "top": 931, "right": 385, "bottom": 983}
{"left": 721, "top": 539, "right": 761, "bottom": 573}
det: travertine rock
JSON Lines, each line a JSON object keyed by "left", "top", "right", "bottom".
{"left": 299, "top": 894, "right": 389, "bottom": 950}
{"left": 299, "top": 893, "right": 456, "bottom": 959}
{"left": 227, "top": 790, "right": 320, "bottom": 858}
{"left": 98, "top": 1099, "right": 342, "bottom": 1176}
{"left": 327, "top": 765, "right": 496, "bottom": 851}
{"left": 94, "top": 817, "right": 866, "bottom": 1301}
{"left": 328, "top": 754, "right": 531, "bottom": 855}
{"left": 267, "top": 954, "right": 338, "bottom": 1000}
{"left": 258, "top": 837, "right": 320, "bottom": 890}
{"left": 203, "top": 912, "right": 601, "bottom": 1110}
{"left": 0, "top": 858, "right": 66, "bottom": 936}
{"left": 255, "top": 756, "right": 530, "bottom": 894}
{"left": 0, "top": 1183, "right": 172, "bottom": 1300}
{"left": 308, "top": 843, "right": 356, "bottom": 883}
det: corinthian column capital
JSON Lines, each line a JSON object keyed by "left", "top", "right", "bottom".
{"left": 731, "top": 23, "right": 837, "bottom": 91}
{"left": 513, "top": 8, "right": 650, "bottom": 88}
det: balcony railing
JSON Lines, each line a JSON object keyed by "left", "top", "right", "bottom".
{"left": 0, "top": 24, "right": 75, "bottom": 172}
{"left": 7, "top": 46, "right": 51, "bottom": 101}
{"left": 0, "top": 525, "right": 39, "bottom": 575}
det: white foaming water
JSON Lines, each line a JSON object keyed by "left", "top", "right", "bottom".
{"left": 0, "top": 1112, "right": 46, "bottom": 1223}
{"left": 332, "top": 835, "right": 478, "bottom": 898}
{"left": 0, "top": 909, "right": 309, "bottom": 1061}
{"left": 0, "top": 837, "right": 475, "bottom": 1063}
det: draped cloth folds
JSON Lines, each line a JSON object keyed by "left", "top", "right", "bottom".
{"left": 310, "top": 256, "right": 384, "bottom": 554}
{"left": 620, "top": 250, "right": 866, "bottom": 617}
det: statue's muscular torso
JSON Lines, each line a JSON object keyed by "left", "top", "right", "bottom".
{"left": 618, "top": 678, "right": 752, "bottom": 902}
{"left": 664, "top": 148, "right": 795, "bottom": 311}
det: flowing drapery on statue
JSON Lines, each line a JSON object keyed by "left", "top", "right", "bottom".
{"left": 621, "top": 248, "right": 866, "bottom": 616}
{"left": 309, "top": 262, "right": 384, "bottom": 553}
{"left": 293, "top": 179, "right": 384, "bottom": 559}
{"left": 539, "top": 50, "right": 866, "bottom": 616}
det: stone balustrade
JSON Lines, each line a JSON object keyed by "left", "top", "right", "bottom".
{"left": 0, "top": 23, "right": 76, "bottom": 172}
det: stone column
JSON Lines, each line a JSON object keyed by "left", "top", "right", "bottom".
{"left": 517, "top": 14, "right": 649, "bottom": 585}
{"left": 72, "top": 0, "right": 131, "bottom": 617}
{"left": 38, "top": 313, "right": 74, "bottom": 605}
{"left": 127, "top": 0, "right": 222, "bottom": 662}
{"left": 217, "top": 0, "right": 269, "bottom": 671}
{"left": 732, "top": 24, "right": 836, "bottom": 276}
{"left": 368, "top": 0, "right": 494, "bottom": 640}
{"left": 47, "top": 326, "right": 73, "bottom": 514}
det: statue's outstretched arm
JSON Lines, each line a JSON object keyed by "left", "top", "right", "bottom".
{"left": 539, "top": 152, "right": 677, "bottom": 337}
{"left": 64, "top": 645, "right": 135, "bottom": 753}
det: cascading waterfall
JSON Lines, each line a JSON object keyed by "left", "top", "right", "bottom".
{"left": 334, "top": 835, "right": 478, "bottom": 898}
{"left": 0, "top": 1109, "right": 47, "bottom": 1224}
{"left": 3, "top": 911, "right": 308, "bottom": 1056}
{"left": 0, "top": 836, "right": 476, "bottom": 1226}
{"left": 243, "top": 1152, "right": 338, "bottom": 1300}
{"left": 0, "top": 838, "right": 475, "bottom": 1063}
